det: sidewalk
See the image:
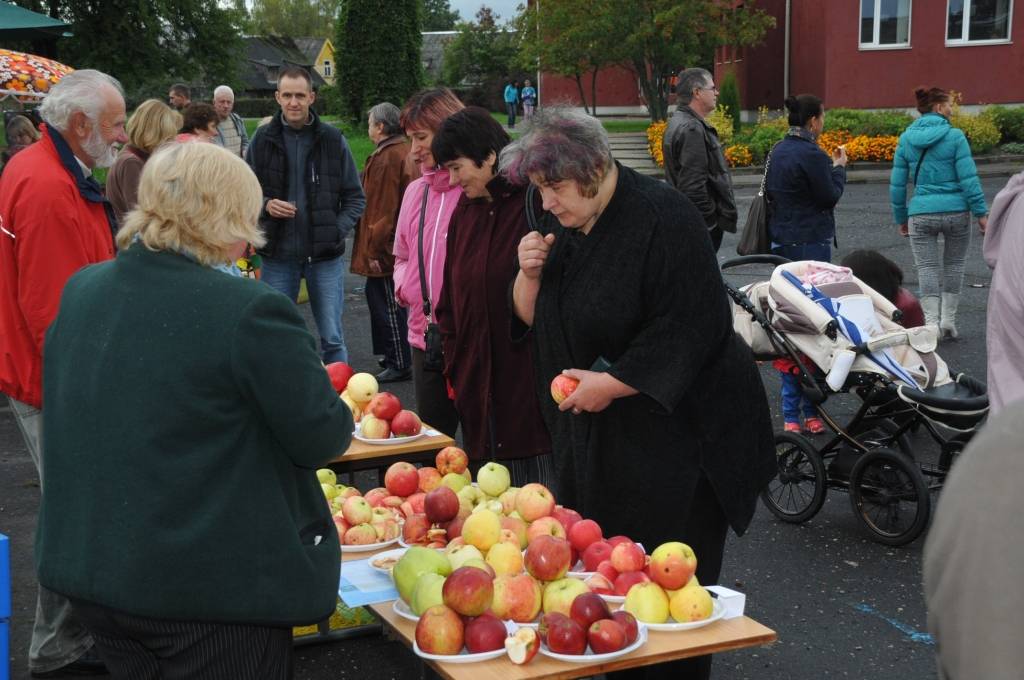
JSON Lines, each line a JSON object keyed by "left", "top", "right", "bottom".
{"left": 609, "top": 132, "right": 1024, "bottom": 185}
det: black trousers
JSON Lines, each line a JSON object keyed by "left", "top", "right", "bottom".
{"left": 69, "top": 599, "right": 293, "bottom": 680}
{"left": 709, "top": 226, "right": 724, "bottom": 253}
{"left": 364, "top": 276, "right": 410, "bottom": 370}
{"left": 412, "top": 347, "right": 459, "bottom": 438}
{"left": 609, "top": 473, "right": 731, "bottom": 680}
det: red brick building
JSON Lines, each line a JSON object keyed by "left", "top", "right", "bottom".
{"left": 720, "top": 0, "right": 1024, "bottom": 115}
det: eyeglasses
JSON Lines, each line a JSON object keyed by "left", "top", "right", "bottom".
{"left": 698, "top": 85, "right": 719, "bottom": 93}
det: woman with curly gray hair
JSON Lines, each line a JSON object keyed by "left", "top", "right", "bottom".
{"left": 507, "top": 108, "right": 775, "bottom": 680}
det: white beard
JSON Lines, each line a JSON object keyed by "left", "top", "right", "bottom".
{"left": 82, "top": 127, "right": 118, "bottom": 169}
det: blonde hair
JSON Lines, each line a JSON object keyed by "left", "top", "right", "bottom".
{"left": 126, "top": 99, "right": 182, "bottom": 154}
{"left": 6, "top": 115, "right": 40, "bottom": 143}
{"left": 117, "top": 142, "right": 265, "bottom": 265}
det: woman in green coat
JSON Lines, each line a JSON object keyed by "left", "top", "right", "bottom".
{"left": 890, "top": 87, "right": 988, "bottom": 340}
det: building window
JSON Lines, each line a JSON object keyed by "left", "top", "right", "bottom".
{"left": 323, "top": 60, "right": 332, "bottom": 77}
{"left": 860, "top": 0, "right": 911, "bottom": 47}
{"left": 947, "top": 0, "right": 1012, "bottom": 43}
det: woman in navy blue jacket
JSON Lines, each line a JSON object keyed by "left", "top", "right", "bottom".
{"left": 766, "top": 94, "right": 847, "bottom": 434}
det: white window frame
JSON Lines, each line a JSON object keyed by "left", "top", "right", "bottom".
{"left": 859, "top": 0, "right": 913, "bottom": 50}
{"left": 946, "top": 0, "right": 1014, "bottom": 46}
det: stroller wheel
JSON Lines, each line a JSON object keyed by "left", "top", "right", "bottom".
{"left": 760, "top": 432, "right": 827, "bottom": 523}
{"left": 849, "top": 448, "right": 931, "bottom": 546}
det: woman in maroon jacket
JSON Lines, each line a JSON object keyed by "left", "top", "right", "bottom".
{"left": 432, "top": 107, "right": 553, "bottom": 485}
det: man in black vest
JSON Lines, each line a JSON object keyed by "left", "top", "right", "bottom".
{"left": 247, "top": 66, "right": 366, "bottom": 364}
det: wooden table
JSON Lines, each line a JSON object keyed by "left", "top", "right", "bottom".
{"left": 328, "top": 425, "right": 455, "bottom": 481}
{"left": 343, "top": 550, "right": 776, "bottom": 680}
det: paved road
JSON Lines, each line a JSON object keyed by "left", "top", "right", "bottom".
{"left": 0, "top": 176, "right": 1012, "bottom": 679}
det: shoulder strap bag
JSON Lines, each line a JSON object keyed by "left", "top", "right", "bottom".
{"left": 417, "top": 185, "right": 445, "bottom": 372}
{"left": 735, "top": 143, "right": 778, "bottom": 256}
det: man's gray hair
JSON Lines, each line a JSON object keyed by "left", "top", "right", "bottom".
{"left": 213, "top": 85, "right": 235, "bottom": 99}
{"left": 675, "top": 68, "right": 712, "bottom": 105}
{"left": 368, "top": 102, "right": 402, "bottom": 136}
{"left": 39, "top": 69, "right": 123, "bottom": 133}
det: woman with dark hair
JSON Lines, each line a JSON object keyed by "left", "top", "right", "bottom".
{"left": 766, "top": 93, "right": 847, "bottom": 435}
{"left": 840, "top": 249, "right": 924, "bottom": 328}
{"left": 176, "top": 102, "right": 219, "bottom": 143}
{"left": 890, "top": 87, "right": 988, "bottom": 340}
{"left": 431, "top": 106, "right": 552, "bottom": 485}
{"left": 392, "top": 88, "right": 465, "bottom": 436}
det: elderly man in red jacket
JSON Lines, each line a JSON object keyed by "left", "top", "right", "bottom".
{"left": 0, "top": 68, "right": 127, "bottom": 678}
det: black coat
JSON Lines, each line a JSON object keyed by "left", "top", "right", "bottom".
{"left": 663, "top": 106, "right": 738, "bottom": 234}
{"left": 517, "top": 164, "right": 775, "bottom": 546}
{"left": 766, "top": 132, "right": 846, "bottom": 246}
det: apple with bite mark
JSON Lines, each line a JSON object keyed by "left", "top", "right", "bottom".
{"left": 415, "top": 604, "right": 464, "bottom": 656}
{"left": 435, "top": 446, "right": 469, "bottom": 475}
{"left": 524, "top": 535, "right": 572, "bottom": 582}
{"left": 568, "top": 591, "right": 611, "bottom": 631}
{"left": 384, "top": 461, "right": 419, "bottom": 497}
{"left": 588, "top": 618, "right": 627, "bottom": 654}
{"left": 550, "top": 374, "right": 580, "bottom": 404}
{"left": 392, "top": 409, "right": 422, "bottom": 437}
{"left": 504, "top": 626, "right": 540, "bottom": 664}
{"left": 442, "top": 566, "right": 494, "bottom": 617}
{"left": 465, "top": 613, "right": 507, "bottom": 653}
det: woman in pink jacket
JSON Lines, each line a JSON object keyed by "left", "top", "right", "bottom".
{"left": 393, "top": 88, "right": 465, "bottom": 436}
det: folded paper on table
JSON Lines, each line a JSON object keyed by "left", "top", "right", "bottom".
{"left": 338, "top": 558, "right": 399, "bottom": 607}
{"left": 706, "top": 585, "right": 746, "bottom": 619}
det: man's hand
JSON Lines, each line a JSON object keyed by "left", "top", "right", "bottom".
{"left": 556, "top": 369, "right": 637, "bottom": 414}
{"left": 266, "top": 199, "right": 296, "bottom": 219}
{"left": 518, "top": 231, "right": 555, "bottom": 280}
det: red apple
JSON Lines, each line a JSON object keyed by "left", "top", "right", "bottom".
{"left": 613, "top": 570, "right": 650, "bottom": 596}
{"left": 442, "top": 566, "right": 494, "bottom": 617}
{"left": 417, "top": 466, "right": 443, "bottom": 493}
{"left": 569, "top": 519, "right": 604, "bottom": 553}
{"left": 611, "top": 610, "right": 639, "bottom": 646}
{"left": 584, "top": 573, "right": 615, "bottom": 596}
{"left": 325, "top": 362, "right": 354, "bottom": 393}
{"left": 332, "top": 513, "right": 350, "bottom": 539}
{"left": 568, "top": 592, "right": 612, "bottom": 631}
{"left": 610, "top": 541, "right": 646, "bottom": 573}
{"left": 648, "top": 541, "right": 698, "bottom": 591}
{"left": 550, "top": 374, "right": 580, "bottom": 404}
{"left": 515, "top": 483, "right": 556, "bottom": 522}
{"left": 363, "top": 487, "right": 389, "bottom": 508}
{"left": 524, "top": 535, "right": 573, "bottom": 581}
{"left": 526, "top": 516, "right": 566, "bottom": 544}
{"left": 504, "top": 626, "right": 540, "bottom": 665}
{"left": 444, "top": 516, "right": 466, "bottom": 541}
{"left": 436, "top": 446, "right": 469, "bottom": 475}
{"left": 588, "top": 619, "right": 627, "bottom": 654}
{"left": 402, "top": 513, "right": 431, "bottom": 545}
{"left": 491, "top": 573, "right": 543, "bottom": 623}
{"left": 384, "top": 462, "right": 419, "bottom": 497}
{"left": 544, "top": 613, "right": 587, "bottom": 655}
{"left": 464, "top": 613, "right": 507, "bottom": 653}
{"left": 344, "top": 523, "right": 378, "bottom": 545}
{"left": 406, "top": 492, "right": 426, "bottom": 514}
{"left": 368, "top": 391, "right": 403, "bottom": 421}
{"left": 550, "top": 506, "right": 583, "bottom": 534}
{"left": 415, "top": 604, "right": 464, "bottom": 656}
{"left": 607, "top": 535, "right": 633, "bottom": 548}
{"left": 341, "top": 496, "right": 372, "bottom": 525}
{"left": 424, "top": 486, "right": 459, "bottom": 523}
{"left": 582, "top": 541, "right": 613, "bottom": 572}
{"left": 391, "top": 409, "right": 422, "bottom": 436}
{"left": 596, "top": 560, "right": 619, "bottom": 583}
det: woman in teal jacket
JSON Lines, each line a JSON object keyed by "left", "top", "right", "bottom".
{"left": 890, "top": 87, "right": 988, "bottom": 340}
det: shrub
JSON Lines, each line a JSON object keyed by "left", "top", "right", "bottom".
{"left": 748, "top": 124, "right": 785, "bottom": 162}
{"left": 718, "top": 72, "right": 741, "bottom": 132}
{"left": 999, "top": 141, "right": 1024, "bottom": 154}
{"left": 233, "top": 98, "right": 278, "bottom": 118}
{"left": 987, "top": 105, "right": 1024, "bottom": 143}
{"left": 706, "top": 105, "right": 734, "bottom": 144}
{"left": 825, "top": 108, "right": 911, "bottom": 136}
{"left": 952, "top": 110, "right": 1002, "bottom": 153}
{"left": 647, "top": 120, "right": 667, "bottom": 167}
{"left": 724, "top": 144, "right": 753, "bottom": 167}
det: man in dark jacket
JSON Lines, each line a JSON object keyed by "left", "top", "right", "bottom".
{"left": 663, "top": 68, "right": 737, "bottom": 252}
{"left": 247, "top": 66, "right": 366, "bottom": 364}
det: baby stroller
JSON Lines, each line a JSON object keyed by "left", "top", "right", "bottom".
{"left": 725, "top": 255, "right": 988, "bottom": 546}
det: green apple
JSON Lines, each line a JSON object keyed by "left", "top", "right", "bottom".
{"left": 441, "top": 472, "right": 470, "bottom": 494}
{"left": 457, "top": 484, "right": 485, "bottom": 507}
{"left": 541, "top": 577, "right": 591, "bottom": 617}
{"left": 411, "top": 572, "right": 447, "bottom": 616}
{"left": 447, "top": 544, "right": 484, "bottom": 571}
{"left": 393, "top": 546, "right": 452, "bottom": 604}
{"left": 321, "top": 482, "right": 339, "bottom": 500}
{"left": 316, "top": 468, "right": 337, "bottom": 485}
{"left": 477, "top": 462, "right": 511, "bottom": 497}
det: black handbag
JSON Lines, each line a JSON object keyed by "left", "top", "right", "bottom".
{"left": 416, "top": 185, "right": 445, "bottom": 372}
{"left": 736, "top": 144, "right": 776, "bottom": 256}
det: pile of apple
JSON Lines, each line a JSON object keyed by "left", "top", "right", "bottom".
{"left": 324, "top": 361, "right": 422, "bottom": 439}
{"left": 316, "top": 467, "right": 402, "bottom": 546}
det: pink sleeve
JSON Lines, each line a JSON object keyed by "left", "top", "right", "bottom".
{"left": 392, "top": 180, "right": 420, "bottom": 308}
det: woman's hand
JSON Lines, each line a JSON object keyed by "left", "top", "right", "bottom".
{"left": 518, "top": 231, "right": 555, "bottom": 280}
{"left": 898, "top": 223, "right": 909, "bottom": 237}
{"left": 978, "top": 215, "right": 988, "bottom": 235}
{"left": 369, "top": 259, "right": 382, "bottom": 274}
{"left": 557, "top": 369, "right": 638, "bottom": 415}
{"left": 831, "top": 146, "right": 848, "bottom": 168}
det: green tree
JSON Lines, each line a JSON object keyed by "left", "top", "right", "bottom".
{"left": 718, "top": 71, "right": 741, "bottom": 131}
{"left": 421, "top": 0, "right": 460, "bottom": 31}
{"left": 12, "top": 0, "right": 245, "bottom": 101}
{"left": 249, "top": 0, "right": 340, "bottom": 38}
{"left": 335, "top": 0, "right": 422, "bottom": 123}
{"left": 515, "top": 0, "right": 622, "bottom": 115}
{"left": 624, "top": 0, "right": 773, "bottom": 121}
{"left": 442, "top": 7, "right": 520, "bottom": 106}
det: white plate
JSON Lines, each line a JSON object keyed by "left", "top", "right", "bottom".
{"left": 367, "top": 547, "right": 408, "bottom": 574}
{"left": 392, "top": 598, "right": 419, "bottom": 622}
{"left": 539, "top": 622, "right": 647, "bottom": 662}
{"left": 567, "top": 560, "right": 594, "bottom": 579}
{"left": 397, "top": 538, "right": 447, "bottom": 550}
{"left": 641, "top": 598, "right": 726, "bottom": 631}
{"left": 339, "top": 535, "right": 400, "bottom": 553}
{"left": 412, "top": 620, "right": 516, "bottom": 663}
{"left": 352, "top": 427, "right": 425, "bottom": 446}
{"left": 599, "top": 593, "right": 626, "bottom": 604}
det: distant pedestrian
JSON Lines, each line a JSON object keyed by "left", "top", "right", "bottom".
{"left": 352, "top": 102, "right": 417, "bottom": 383}
{"left": 890, "top": 86, "right": 988, "bottom": 340}
{"left": 663, "top": 68, "right": 737, "bottom": 253}
{"left": 176, "top": 102, "right": 219, "bottom": 143}
{"left": 212, "top": 84, "right": 249, "bottom": 157}
{"left": 521, "top": 79, "right": 537, "bottom": 119}
{"left": 503, "top": 79, "right": 519, "bottom": 128}
{"left": 107, "top": 99, "right": 181, "bottom": 222}
{"left": 766, "top": 93, "right": 847, "bottom": 436}
{"left": 0, "top": 68, "right": 128, "bottom": 679}
{"left": 168, "top": 83, "right": 191, "bottom": 110}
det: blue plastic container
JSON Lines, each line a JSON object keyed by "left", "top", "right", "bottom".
{"left": 0, "top": 533, "right": 9, "bottom": 680}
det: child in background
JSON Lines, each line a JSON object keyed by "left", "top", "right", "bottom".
{"left": 840, "top": 249, "right": 925, "bottom": 328}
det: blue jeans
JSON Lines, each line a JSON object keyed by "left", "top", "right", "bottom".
{"left": 780, "top": 372, "right": 817, "bottom": 423}
{"left": 506, "top": 102, "right": 517, "bottom": 128}
{"left": 260, "top": 256, "right": 348, "bottom": 363}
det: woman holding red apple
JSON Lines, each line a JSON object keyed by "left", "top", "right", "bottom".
{"left": 506, "top": 108, "right": 776, "bottom": 680}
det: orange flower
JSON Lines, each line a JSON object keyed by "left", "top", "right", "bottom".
{"left": 647, "top": 121, "right": 667, "bottom": 167}
{"left": 725, "top": 144, "right": 753, "bottom": 167}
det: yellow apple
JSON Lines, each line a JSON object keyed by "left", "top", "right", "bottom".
{"left": 346, "top": 372, "right": 379, "bottom": 404}
{"left": 461, "top": 510, "right": 502, "bottom": 553}
{"left": 485, "top": 541, "right": 524, "bottom": 577}
{"left": 669, "top": 583, "right": 714, "bottom": 622}
{"left": 623, "top": 582, "right": 670, "bottom": 624}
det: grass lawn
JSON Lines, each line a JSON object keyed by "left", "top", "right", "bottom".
{"left": 487, "top": 111, "right": 651, "bottom": 135}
